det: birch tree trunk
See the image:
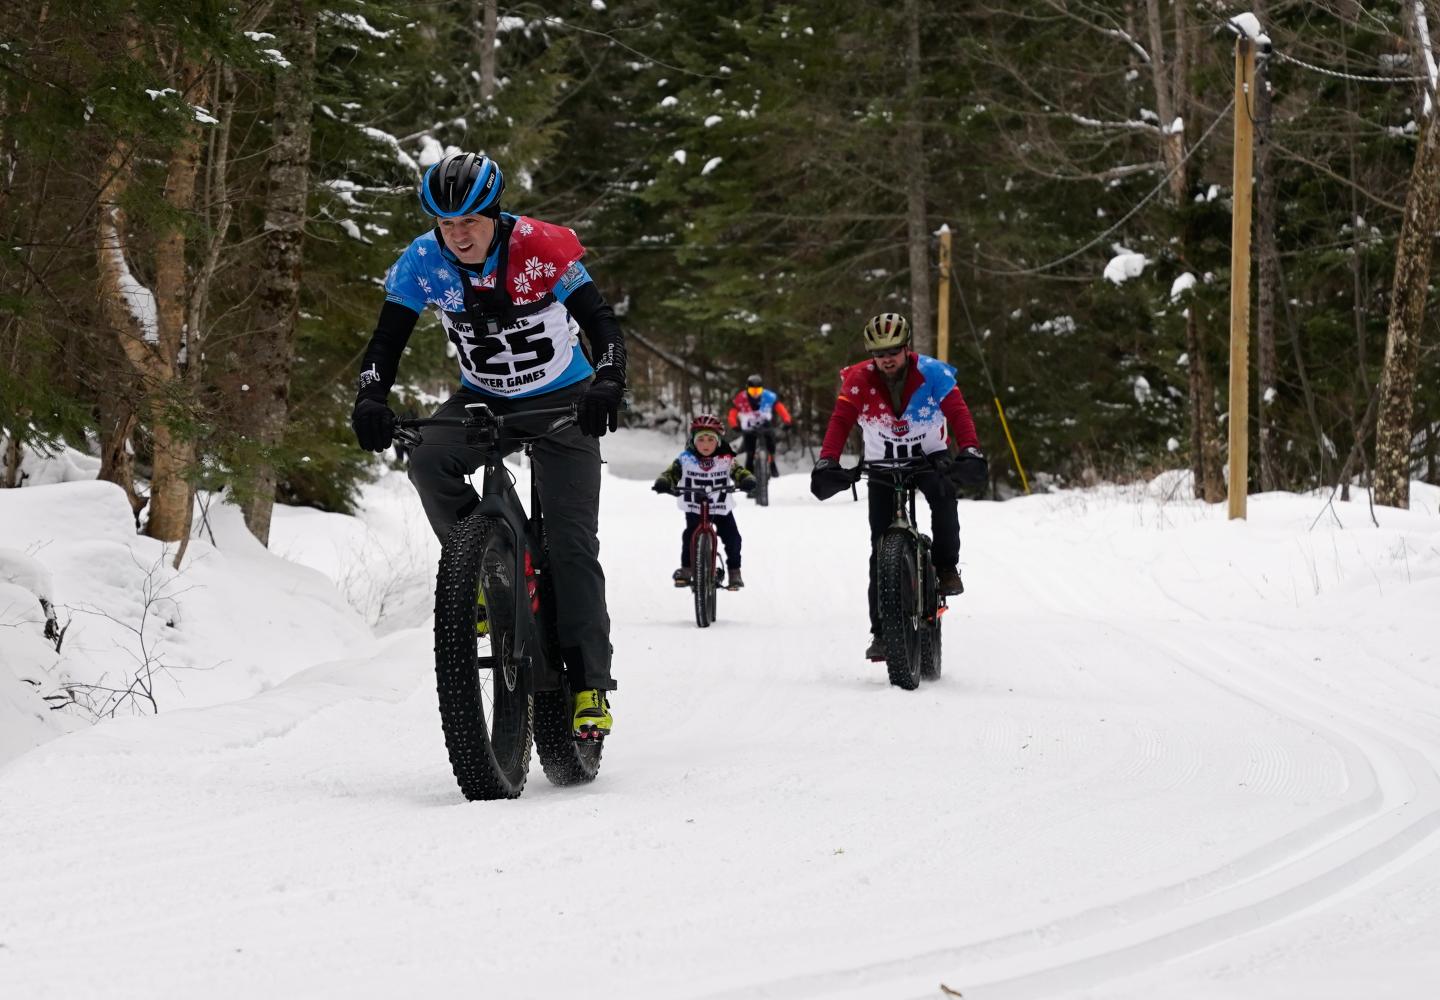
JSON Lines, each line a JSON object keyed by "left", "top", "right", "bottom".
{"left": 238, "top": 0, "right": 318, "bottom": 546}
{"left": 96, "top": 141, "right": 158, "bottom": 520}
{"left": 902, "top": 0, "right": 933, "bottom": 354}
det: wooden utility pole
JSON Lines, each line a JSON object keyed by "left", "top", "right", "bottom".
{"left": 1227, "top": 36, "right": 1256, "bottom": 520}
{"left": 936, "top": 224, "right": 952, "bottom": 364}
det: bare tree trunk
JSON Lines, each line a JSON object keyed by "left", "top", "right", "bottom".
{"left": 1147, "top": 0, "right": 1220, "bottom": 498}
{"left": 1185, "top": 311, "right": 1226, "bottom": 501}
{"left": 902, "top": 0, "right": 932, "bottom": 354}
{"left": 1252, "top": 3, "right": 1280, "bottom": 491}
{"left": 1374, "top": 111, "right": 1440, "bottom": 507}
{"left": 97, "top": 396, "right": 145, "bottom": 518}
{"left": 239, "top": 0, "right": 318, "bottom": 546}
{"left": 1145, "top": 0, "right": 1186, "bottom": 200}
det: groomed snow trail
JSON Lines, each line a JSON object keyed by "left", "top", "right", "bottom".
{"left": 2, "top": 468, "right": 1437, "bottom": 1000}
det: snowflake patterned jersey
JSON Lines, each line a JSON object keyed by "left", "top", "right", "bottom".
{"left": 841, "top": 354, "right": 960, "bottom": 461}
{"left": 382, "top": 215, "right": 596, "bottom": 398}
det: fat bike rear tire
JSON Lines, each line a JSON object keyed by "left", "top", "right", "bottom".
{"left": 918, "top": 552, "right": 943, "bottom": 681}
{"left": 532, "top": 564, "right": 603, "bottom": 786}
{"left": 433, "top": 514, "right": 533, "bottom": 800}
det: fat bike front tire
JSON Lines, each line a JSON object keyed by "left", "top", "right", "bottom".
{"left": 433, "top": 513, "right": 533, "bottom": 800}
{"left": 876, "top": 532, "right": 922, "bottom": 690}
{"left": 753, "top": 445, "right": 770, "bottom": 507}
{"left": 693, "top": 532, "right": 715, "bottom": 628}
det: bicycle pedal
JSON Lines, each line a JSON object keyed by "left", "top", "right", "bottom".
{"left": 573, "top": 727, "right": 606, "bottom": 743}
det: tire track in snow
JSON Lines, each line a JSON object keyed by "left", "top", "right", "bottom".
{"left": 692, "top": 621, "right": 1440, "bottom": 1000}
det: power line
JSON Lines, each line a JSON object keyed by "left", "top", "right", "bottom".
{"left": 1272, "top": 49, "right": 1433, "bottom": 85}
{"left": 970, "top": 96, "right": 1236, "bottom": 278}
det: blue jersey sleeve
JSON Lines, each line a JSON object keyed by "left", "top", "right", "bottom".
{"left": 383, "top": 246, "right": 428, "bottom": 314}
{"left": 552, "top": 260, "right": 594, "bottom": 304}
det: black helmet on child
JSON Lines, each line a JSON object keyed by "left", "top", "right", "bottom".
{"left": 863, "top": 313, "right": 911, "bottom": 352}
{"left": 419, "top": 152, "right": 504, "bottom": 218}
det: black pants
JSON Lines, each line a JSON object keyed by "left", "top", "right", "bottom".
{"left": 741, "top": 427, "right": 777, "bottom": 474}
{"left": 866, "top": 471, "right": 959, "bottom": 633}
{"left": 407, "top": 381, "right": 614, "bottom": 691}
{"left": 681, "top": 511, "right": 742, "bottom": 569}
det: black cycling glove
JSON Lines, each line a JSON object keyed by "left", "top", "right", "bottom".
{"left": 577, "top": 376, "right": 625, "bottom": 437}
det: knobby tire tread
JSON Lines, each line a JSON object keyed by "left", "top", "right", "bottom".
{"left": 754, "top": 442, "right": 770, "bottom": 507}
{"left": 919, "top": 546, "right": 943, "bottom": 681}
{"left": 534, "top": 566, "right": 602, "bottom": 786}
{"left": 876, "top": 532, "right": 921, "bottom": 690}
{"left": 434, "top": 514, "right": 532, "bottom": 800}
{"left": 694, "top": 533, "right": 714, "bottom": 628}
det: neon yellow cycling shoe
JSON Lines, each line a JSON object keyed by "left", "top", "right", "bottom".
{"left": 476, "top": 585, "right": 489, "bottom": 637}
{"left": 572, "top": 689, "right": 612, "bottom": 741}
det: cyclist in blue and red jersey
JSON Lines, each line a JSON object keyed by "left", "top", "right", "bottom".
{"left": 349, "top": 152, "right": 622, "bottom": 740}
{"left": 727, "top": 374, "right": 793, "bottom": 478}
{"left": 810, "top": 313, "right": 988, "bottom": 661}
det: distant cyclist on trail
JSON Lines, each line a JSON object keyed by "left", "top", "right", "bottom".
{"left": 349, "top": 151, "right": 625, "bottom": 741}
{"left": 652, "top": 414, "right": 757, "bottom": 591}
{"left": 809, "top": 313, "right": 988, "bottom": 661}
{"left": 727, "top": 374, "right": 792, "bottom": 478}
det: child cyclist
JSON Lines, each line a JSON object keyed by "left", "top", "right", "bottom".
{"left": 652, "top": 414, "right": 757, "bottom": 590}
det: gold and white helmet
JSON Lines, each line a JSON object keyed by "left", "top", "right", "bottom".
{"left": 862, "top": 313, "right": 911, "bottom": 352}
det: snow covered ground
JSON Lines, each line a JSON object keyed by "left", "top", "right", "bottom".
{"left": 2, "top": 435, "right": 1437, "bottom": 999}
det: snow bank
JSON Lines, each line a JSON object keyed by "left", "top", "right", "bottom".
{"left": 0, "top": 466, "right": 377, "bottom": 767}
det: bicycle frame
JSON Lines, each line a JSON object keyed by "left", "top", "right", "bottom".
{"left": 863, "top": 459, "right": 941, "bottom": 620}
{"left": 674, "top": 484, "right": 739, "bottom": 588}
{"left": 397, "top": 401, "right": 576, "bottom": 692}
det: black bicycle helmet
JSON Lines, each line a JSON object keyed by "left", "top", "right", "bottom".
{"left": 419, "top": 152, "right": 504, "bottom": 218}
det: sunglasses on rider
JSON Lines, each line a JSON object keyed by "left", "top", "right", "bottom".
{"left": 869, "top": 346, "right": 907, "bottom": 359}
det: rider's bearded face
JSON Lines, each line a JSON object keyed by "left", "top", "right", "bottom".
{"left": 437, "top": 214, "right": 495, "bottom": 265}
{"left": 872, "top": 345, "right": 908, "bottom": 375}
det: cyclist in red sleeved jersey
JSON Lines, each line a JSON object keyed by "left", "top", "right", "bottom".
{"left": 810, "top": 313, "right": 988, "bottom": 661}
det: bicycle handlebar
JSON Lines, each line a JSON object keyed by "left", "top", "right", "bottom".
{"left": 657, "top": 484, "right": 743, "bottom": 502}
{"left": 393, "top": 402, "right": 577, "bottom": 448}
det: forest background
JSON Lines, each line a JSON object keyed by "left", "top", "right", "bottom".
{"left": 3, "top": 0, "right": 1439, "bottom": 549}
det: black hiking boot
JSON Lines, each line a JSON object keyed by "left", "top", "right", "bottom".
{"left": 865, "top": 634, "right": 885, "bottom": 661}
{"left": 937, "top": 567, "right": 964, "bottom": 596}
